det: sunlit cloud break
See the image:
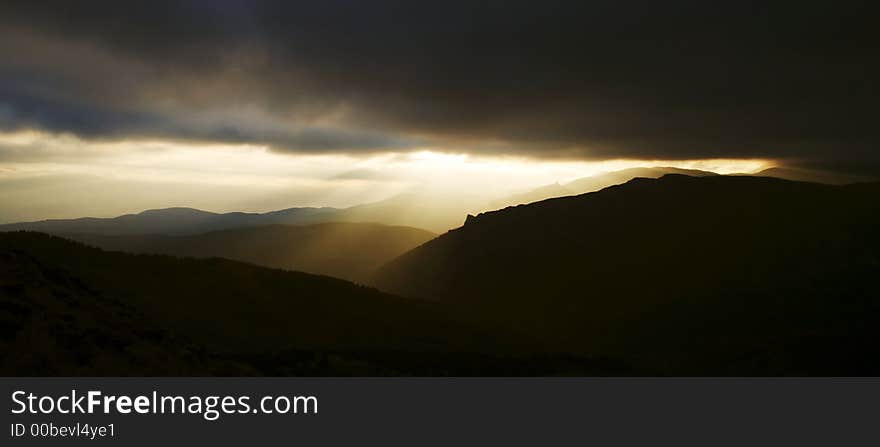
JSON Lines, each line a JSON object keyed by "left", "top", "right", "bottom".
{"left": 0, "top": 129, "right": 773, "bottom": 224}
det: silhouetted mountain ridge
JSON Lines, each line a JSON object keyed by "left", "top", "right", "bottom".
{"left": 490, "top": 167, "right": 719, "bottom": 209}
{"left": 752, "top": 166, "right": 875, "bottom": 184}
{"left": 375, "top": 174, "right": 880, "bottom": 375}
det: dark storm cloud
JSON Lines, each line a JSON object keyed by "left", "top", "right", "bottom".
{"left": 0, "top": 0, "right": 877, "bottom": 166}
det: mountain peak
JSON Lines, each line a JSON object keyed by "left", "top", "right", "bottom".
{"left": 136, "top": 207, "right": 216, "bottom": 216}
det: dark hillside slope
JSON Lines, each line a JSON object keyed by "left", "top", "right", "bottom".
{"left": 375, "top": 175, "right": 880, "bottom": 375}
{"left": 0, "top": 246, "right": 249, "bottom": 375}
{"left": 0, "top": 232, "right": 623, "bottom": 375}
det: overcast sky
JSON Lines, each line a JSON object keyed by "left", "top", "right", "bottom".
{"left": 0, "top": 1, "right": 876, "bottom": 222}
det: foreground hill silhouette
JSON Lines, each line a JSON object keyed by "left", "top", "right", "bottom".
{"left": 0, "top": 232, "right": 625, "bottom": 376}
{"left": 63, "top": 223, "right": 435, "bottom": 283}
{"left": 375, "top": 175, "right": 880, "bottom": 375}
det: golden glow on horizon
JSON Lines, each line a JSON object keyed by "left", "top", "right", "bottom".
{"left": 0, "top": 129, "right": 775, "bottom": 224}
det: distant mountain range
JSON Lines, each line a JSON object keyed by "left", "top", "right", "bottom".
{"left": 0, "top": 193, "right": 477, "bottom": 236}
{"left": 0, "top": 206, "right": 341, "bottom": 236}
{"left": 375, "top": 175, "right": 880, "bottom": 375}
{"left": 64, "top": 222, "right": 435, "bottom": 283}
{"left": 3, "top": 166, "right": 871, "bottom": 237}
